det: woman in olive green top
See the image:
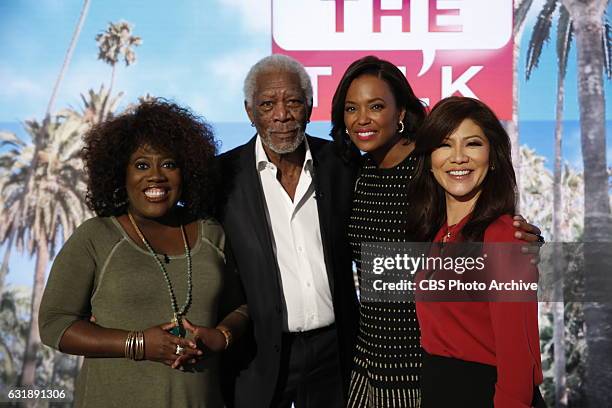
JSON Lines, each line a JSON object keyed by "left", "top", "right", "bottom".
{"left": 39, "top": 100, "right": 248, "bottom": 408}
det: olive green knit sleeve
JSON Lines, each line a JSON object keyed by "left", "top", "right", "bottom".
{"left": 39, "top": 218, "right": 105, "bottom": 350}
{"left": 200, "top": 218, "right": 246, "bottom": 321}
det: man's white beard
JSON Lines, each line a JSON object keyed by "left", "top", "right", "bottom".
{"left": 261, "top": 128, "right": 306, "bottom": 154}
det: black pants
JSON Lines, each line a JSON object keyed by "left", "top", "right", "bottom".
{"left": 421, "top": 352, "right": 546, "bottom": 408}
{"left": 270, "top": 325, "right": 344, "bottom": 408}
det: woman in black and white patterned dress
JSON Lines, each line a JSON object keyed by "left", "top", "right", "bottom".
{"left": 330, "top": 56, "right": 427, "bottom": 408}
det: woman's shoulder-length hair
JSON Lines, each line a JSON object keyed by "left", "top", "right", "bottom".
{"left": 407, "top": 96, "right": 516, "bottom": 242}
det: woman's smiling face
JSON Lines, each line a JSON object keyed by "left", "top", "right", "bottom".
{"left": 125, "top": 144, "right": 182, "bottom": 220}
{"left": 430, "top": 118, "right": 490, "bottom": 205}
{"left": 343, "top": 74, "right": 405, "bottom": 156}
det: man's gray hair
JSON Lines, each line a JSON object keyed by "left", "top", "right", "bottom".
{"left": 243, "top": 54, "right": 313, "bottom": 108}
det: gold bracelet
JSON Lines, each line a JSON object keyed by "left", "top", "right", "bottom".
{"left": 125, "top": 331, "right": 145, "bottom": 360}
{"left": 216, "top": 326, "right": 232, "bottom": 350}
{"left": 124, "top": 331, "right": 135, "bottom": 359}
{"left": 135, "top": 331, "right": 145, "bottom": 361}
{"left": 130, "top": 332, "right": 136, "bottom": 360}
{"left": 140, "top": 331, "right": 145, "bottom": 360}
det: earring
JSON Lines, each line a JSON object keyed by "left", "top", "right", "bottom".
{"left": 250, "top": 122, "right": 255, "bottom": 127}
{"left": 398, "top": 121, "right": 405, "bottom": 134}
{"left": 490, "top": 165, "right": 495, "bottom": 170}
{"left": 112, "top": 187, "right": 128, "bottom": 209}
{"left": 345, "top": 129, "right": 349, "bottom": 135}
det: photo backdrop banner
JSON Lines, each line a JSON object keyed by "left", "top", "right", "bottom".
{"left": 273, "top": 0, "right": 513, "bottom": 120}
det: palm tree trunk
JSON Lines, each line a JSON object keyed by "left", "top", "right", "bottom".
{"left": 0, "top": 235, "right": 13, "bottom": 294}
{"left": 552, "top": 68, "right": 567, "bottom": 408}
{"left": 100, "top": 64, "right": 117, "bottom": 123}
{"left": 553, "top": 64, "right": 565, "bottom": 253}
{"left": 509, "top": 19, "right": 526, "bottom": 210}
{"left": 45, "top": 0, "right": 90, "bottom": 117}
{"left": 561, "top": 1, "right": 612, "bottom": 406}
{"left": 510, "top": 40, "right": 522, "bottom": 208}
{"left": 108, "top": 64, "right": 117, "bottom": 102}
{"left": 0, "top": 336, "right": 15, "bottom": 383}
{"left": 17, "top": 236, "right": 49, "bottom": 387}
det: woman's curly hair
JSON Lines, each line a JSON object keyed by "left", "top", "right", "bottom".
{"left": 82, "top": 99, "right": 218, "bottom": 218}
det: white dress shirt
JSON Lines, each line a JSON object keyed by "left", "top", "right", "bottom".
{"left": 255, "top": 136, "right": 335, "bottom": 332}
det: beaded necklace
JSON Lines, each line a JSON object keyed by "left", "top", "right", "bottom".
{"left": 127, "top": 212, "right": 192, "bottom": 338}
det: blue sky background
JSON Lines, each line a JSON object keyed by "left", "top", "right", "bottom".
{"left": 1, "top": 0, "right": 611, "bottom": 286}
{"left": 1, "top": 1, "right": 611, "bottom": 121}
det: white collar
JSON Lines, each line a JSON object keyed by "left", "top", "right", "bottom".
{"left": 255, "top": 134, "right": 313, "bottom": 172}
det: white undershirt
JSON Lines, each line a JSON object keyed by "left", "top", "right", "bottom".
{"left": 255, "top": 136, "right": 335, "bottom": 332}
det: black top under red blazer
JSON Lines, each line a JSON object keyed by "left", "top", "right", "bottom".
{"left": 215, "top": 135, "right": 359, "bottom": 408}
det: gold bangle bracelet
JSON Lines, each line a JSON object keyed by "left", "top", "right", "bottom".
{"left": 130, "top": 332, "right": 136, "bottom": 360}
{"left": 217, "top": 326, "right": 232, "bottom": 350}
{"left": 135, "top": 331, "right": 145, "bottom": 361}
{"left": 124, "top": 331, "right": 134, "bottom": 359}
{"left": 125, "top": 331, "right": 145, "bottom": 360}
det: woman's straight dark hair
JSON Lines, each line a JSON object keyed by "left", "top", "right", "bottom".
{"left": 407, "top": 96, "right": 517, "bottom": 242}
{"left": 330, "top": 55, "right": 427, "bottom": 162}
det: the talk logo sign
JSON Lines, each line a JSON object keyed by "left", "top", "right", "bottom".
{"left": 272, "top": 0, "right": 513, "bottom": 121}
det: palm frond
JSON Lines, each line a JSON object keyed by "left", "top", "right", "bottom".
{"left": 0, "top": 132, "right": 27, "bottom": 150}
{"left": 603, "top": 14, "right": 612, "bottom": 79}
{"left": 96, "top": 21, "right": 141, "bottom": 67}
{"left": 526, "top": 0, "right": 558, "bottom": 80}
{"left": 556, "top": 5, "right": 574, "bottom": 80}
{"left": 514, "top": 0, "right": 535, "bottom": 35}
{"left": 0, "top": 111, "right": 90, "bottom": 261}
{"left": 59, "top": 85, "right": 124, "bottom": 125}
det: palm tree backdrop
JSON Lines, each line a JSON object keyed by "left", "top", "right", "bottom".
{"left": 510, "top": 0, "right": 536, "bottom": 204}
{"left": 1, "top": 0, "right": 90, "bottom": 295}
{"left": 0, "top": 116, "right": 91, "bottom": 388}
{"left": 1, "top": 1, "right": 91, "bottom": 389}
{"left": 0, "top": 134, "right": 32, "bottom": 296}
{"left": 521, "top": 0, "right": 611, "bottom": 405}
{"left": 0, "top": 7, "right": 141, "bottom": 392}
{"left": 0, "top": 15, "right": 141, "bottom": 391}
{"left": 525, "top": 1, "right": 576, "bottom": 405}
{"left": 559, "top": 1, "right": 612, "bottom": 407}
{"left": 45, "top": 0, "right": 91, "bottom": 118}
{"left": 95, "top": 21, "right": 141, "bottom": 123}
{"left": 66, "top": 85, "right": 125, "bottom": 126}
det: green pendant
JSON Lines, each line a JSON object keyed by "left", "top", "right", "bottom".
{"left": 169, "top": 314, "right": 185, "bottom": 338}
{"left": 169, "top": 324, "right": 186, "bottom": 338}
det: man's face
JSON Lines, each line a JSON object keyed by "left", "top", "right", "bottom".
{"left": 246, "top": 70, "right": 310, "bottom": 154}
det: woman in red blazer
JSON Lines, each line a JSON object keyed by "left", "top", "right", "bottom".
{"left": 407, "top": 96, "right": 545, "bottom": 408}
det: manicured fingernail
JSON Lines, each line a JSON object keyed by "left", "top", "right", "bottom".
{"left": 513, "top": 221, "right": 520, "bottom": 227}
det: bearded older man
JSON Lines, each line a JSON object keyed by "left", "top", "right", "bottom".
{"left": 216, "top": 55, "right": 359, "bottom": 408}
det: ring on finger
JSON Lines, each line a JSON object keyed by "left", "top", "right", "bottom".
{"left": 175, "top": 344, "right": 184, "bottom": 355}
